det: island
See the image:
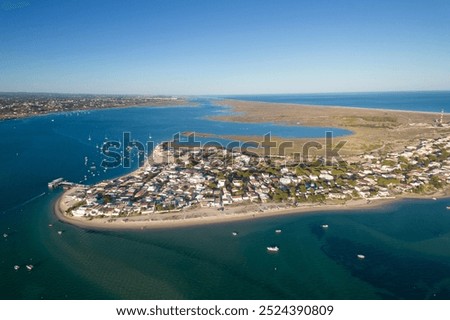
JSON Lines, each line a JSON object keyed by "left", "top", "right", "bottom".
{"left": 55, "top": 101, "right": 450, "bottom": 229}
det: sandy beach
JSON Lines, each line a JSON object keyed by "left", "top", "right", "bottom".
{"left": 54, "top": 186, "right": 450, "bottom": 231}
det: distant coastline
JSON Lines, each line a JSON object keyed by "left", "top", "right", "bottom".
{"left": 0, "top": 94, "right": 188, "bottom": 121}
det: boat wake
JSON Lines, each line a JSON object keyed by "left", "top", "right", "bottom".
{"left": 1, "top": 192, "right": 46, "bottom": 214}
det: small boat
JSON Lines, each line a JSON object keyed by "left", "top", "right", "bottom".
{"left": 14, "top": 265, "right": 20, "bottom": 271}
{"left": 267, "top": 246, "right": 279, "bottom": 252}
{"left": 357, "top": 254, "right": 365, "bottom": 259}
{"left": 432, "top": 197, "right": 437, "bottom": 200}
{"left": 446, "top": 206, "right": 450, "bottom": 210}
{"left": 232, "top": 232, "right": 238, "bottom": 236}
{"left": 57, "top": 231, "right": 63, "bottom": 235}
{"left": 88, "top": 134, "right": 91, "bottom": 141}
{"left": 275, "top": 229, "right": 282, "bottom": 234}
{"left": 321, "top": 224, "right": 329, "bottom": 229}
{"left": 48, "top": 224, "right": 53, "bottom": 227}
{"left": 26, "top": 265, "right": 34, "bottom": 271}
{"left": 3, "top": 233, "right": 8, "bottom": 238}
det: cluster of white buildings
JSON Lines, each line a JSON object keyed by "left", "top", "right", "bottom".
{"left": 68, "top": 136, "right": 449, "bottom": 218}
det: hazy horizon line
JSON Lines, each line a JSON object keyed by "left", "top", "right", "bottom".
{"left": 1, "top": 89, "right": 450, "bottom": 97}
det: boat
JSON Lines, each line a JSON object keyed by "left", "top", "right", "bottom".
{"left": 26, "top": 265, "right": 34, "bottom": 271}
{"left": 275, "top": 229, "right": 282, "bottom": 234}
{"left": 321, "top": 224, "right": 329, "bottom": 229}
{"left": 357, "top": 254, "right": 365, "bottom": 259}
{"left": 432, "top": 197, "right": 437, "bottom": 200}
{"left": 3, "top": 233, "right": 8, "bottom": 238}
{"left": 88, "top": 134, "right": 91, "bottom": 141}
{"left": 14, "top": 265, "right": 20, "bottom": 271}
{"left": 48, "top": 224, "right": 53, "bottom": 227}
{"left": 57, "top": 231, "right": 63, "bottom": 235}
{"left": 446, "top": 206, "right": 450, "bottom": 210}
{"left": 267, "top": 246, "right": 279, "bottom": 252}
{"left": 232, "top": 232, "right": 238, "bottom": 236}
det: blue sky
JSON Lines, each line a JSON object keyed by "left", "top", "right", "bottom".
{"left": 1, "top": 0, "right": 449, "bottom": 95}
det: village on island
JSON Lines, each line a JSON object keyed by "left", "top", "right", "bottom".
{"left": 55, "top": 133, "right": 450, "bottom": 224}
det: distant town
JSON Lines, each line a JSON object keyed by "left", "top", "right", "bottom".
{"left": 61, "top": 135, "right": 449, "bottom": 219}
{"left": 0, "top": 93, "right": 184, "bottom": 120}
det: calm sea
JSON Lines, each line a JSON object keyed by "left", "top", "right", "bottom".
{"left": 223, "top": 91, "right": 450, "bottom": 112}
{"left": 0, "top": 93, "right": 449, "bottom": 299}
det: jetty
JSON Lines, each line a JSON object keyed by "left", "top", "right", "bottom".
{"left": 48, "top": 178, "right": 64, "bottom": 189}
{"left": 48, "top": 178, "right": 81, "bottom": 190}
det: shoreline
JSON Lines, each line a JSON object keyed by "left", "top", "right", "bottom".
{"left": 53, "top": 188, "right": 450, "bottom": 231}
{"left": 221, "top": 98, "right": 445, "bottom": 115}
{"left": 210, "top": 99, "right": 450, "bottom": 157}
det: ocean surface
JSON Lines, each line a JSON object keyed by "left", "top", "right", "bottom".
{"left": 0, "top": 93, "right": 450, "bottom": 299}
{"left": 223, "top": 91, "right": 450, "bottom": 112}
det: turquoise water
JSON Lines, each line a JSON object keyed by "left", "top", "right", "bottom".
{"left": 1, "top": 95, "right": 450, "bottom": 299}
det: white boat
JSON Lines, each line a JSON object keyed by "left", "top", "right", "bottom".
{"left": 357, "top": 254, "right": 365, "bottom": 259}
{"left": 88, "top": 134, "right": 91, "bottom": 141}
{"left": 14, "top": 265, "right": 20, "bottom": 271}
{"left": 275, "top": 229, "right": 282, "bottom": 234}
{"left": 232, "top": 232, "right": 238, "bottom": 236}
{"left": 57, "top": 231, "right": 63, "bottom": 235}
{"left": 432, "top": 197, "right": 437, "bottom": 200}
{"left": 267, "top": 246, "right": 279, "bottom": 252}
{"left": 3, "top": 233, "right": 7, "bottom": 238}
{"left": 26, "top": 265, "right": 34, "bottom": 271}
{"left": 321, "top": 224, "right": 329, "bottom": 229}
{"left": 447, "top": 206, "right": 450, "bottom": 210}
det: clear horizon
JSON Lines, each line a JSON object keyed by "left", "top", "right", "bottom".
{"left": 1, "top": 0, "right": 450, "bottom": 95}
